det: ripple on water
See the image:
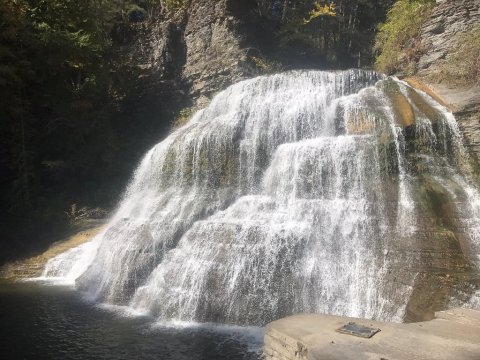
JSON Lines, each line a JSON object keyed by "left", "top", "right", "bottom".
{"left": 0, "top": 283, "right": 263, "bottom": 360}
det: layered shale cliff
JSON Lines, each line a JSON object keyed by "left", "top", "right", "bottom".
{"left": 127, "top": 0, "right": 258, "bottom": 114}
{"left": 417, "top": 0, "right": 480, "bottom": 75}
{"left": 412, "top": 0, "right": 480, "bottom": 175}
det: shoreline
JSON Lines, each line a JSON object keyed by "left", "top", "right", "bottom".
{"left": 0, "top": 220, "right": 105, "bottom": 281}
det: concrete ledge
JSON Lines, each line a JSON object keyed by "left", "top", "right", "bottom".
{"left": 264, "top": 308, "right": 480, "bottom": 360}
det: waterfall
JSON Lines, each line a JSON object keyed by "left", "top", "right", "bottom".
{"left": 41, "top": 70, "right": 480, "bottom": 325}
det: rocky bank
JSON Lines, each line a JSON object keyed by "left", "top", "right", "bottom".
{"left": 0, "top": 220, "right": 105, "bottom": 281}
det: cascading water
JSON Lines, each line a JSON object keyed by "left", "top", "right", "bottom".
{"left": 41, "top": 70, "right": 480, "bottom": 325}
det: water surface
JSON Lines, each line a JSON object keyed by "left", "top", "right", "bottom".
{"left": 0, "top": 282, "right": 263, "bottom": 360}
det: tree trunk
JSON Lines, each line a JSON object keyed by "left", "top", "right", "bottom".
{"left": 19, "top": 103, "right": 31, "bottom": 213}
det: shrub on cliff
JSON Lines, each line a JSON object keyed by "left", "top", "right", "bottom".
{"left": 161, "top": 0, "right": 188, "bottom": 11}
{"left": 375, "top": 0, "right": 435, "bottom": 75}
{"left": 172, "top": 107, "right": 195, "bottom": 129}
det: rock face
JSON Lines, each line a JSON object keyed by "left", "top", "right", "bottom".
{"left": 127, "top": 0, "right": 257, "bottom": 112}
{"left": 417, "top": 0, "right": 480, "bottom": 75}
{"left": 460, "top": 112, "right": 480, "bottom": 167}
{"left": 404, "top": 78, "right": 480, "bottom": 175}
{"left": 183, "top": 0, "right": 255, "bottom": 106}
{"left": 412, "top": 0, "right": 480, "bottom": 174}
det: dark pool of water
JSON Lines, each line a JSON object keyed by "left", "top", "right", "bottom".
{"left": 0, "top": 282, "right": 263, "bottom": 360}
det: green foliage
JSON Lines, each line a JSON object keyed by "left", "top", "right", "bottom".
{"left": 0, "top": 0, "right": 169, "bottom": 260}
{"left": 251, "top": 56, "right": 284, "bottom": 75}
{"left": 255, "top": 0, "right": 394, "bottom": 68}
{"left": 433, "top": 25, "right": 480, "bottom": 86}
{"left": 162, "top": 0, "right": 188, "bottom": 11}
{"left": 304, "top": 1, "right": 336, "bottom": 24}
{"left": 375, "top": 0, "right": 435, "bottom": 75}
{"left": 173, "top": 107, "right": 195, "bottom": 128}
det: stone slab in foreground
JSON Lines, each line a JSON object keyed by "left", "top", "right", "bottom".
{"left": 264, "top": 308, "right": 480, "bottom": 360}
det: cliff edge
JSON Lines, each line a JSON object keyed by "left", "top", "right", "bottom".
{"left": 410, "top": 0, "right": 480, "bottom": 170}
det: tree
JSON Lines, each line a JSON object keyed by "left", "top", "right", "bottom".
{"left": 0, "top": 0, "right": 153, "bottom": 260}
{"left": 254, "top": 0, "right": 394, "bottom": 68}
{"left": 304, "top": 1, "right": 336, "bottom": 24}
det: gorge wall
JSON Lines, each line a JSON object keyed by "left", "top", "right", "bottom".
{"left": 128, "top": 0, "right": 258, "bottom": 114}
{"left": 417, "top": 0, "right": 480, "bottom": 77}
{"left": 412, "top": 0, "right": 480, "bottom": 178}
{"left": 3, "top": 0, "right": 480, "bottom": 282}
{"left": 131, "top": 0, "right": 480, "bottom": 155}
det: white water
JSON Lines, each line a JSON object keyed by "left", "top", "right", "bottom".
{"left": 41, "top": 70, "right": 480, "bottom": 325}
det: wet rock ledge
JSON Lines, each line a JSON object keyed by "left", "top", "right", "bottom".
{"left": 264, "top": 308, "right": 480, "bottom": 360}
{"left": 0, "top": 220, "right": 105, "bottom": 281}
